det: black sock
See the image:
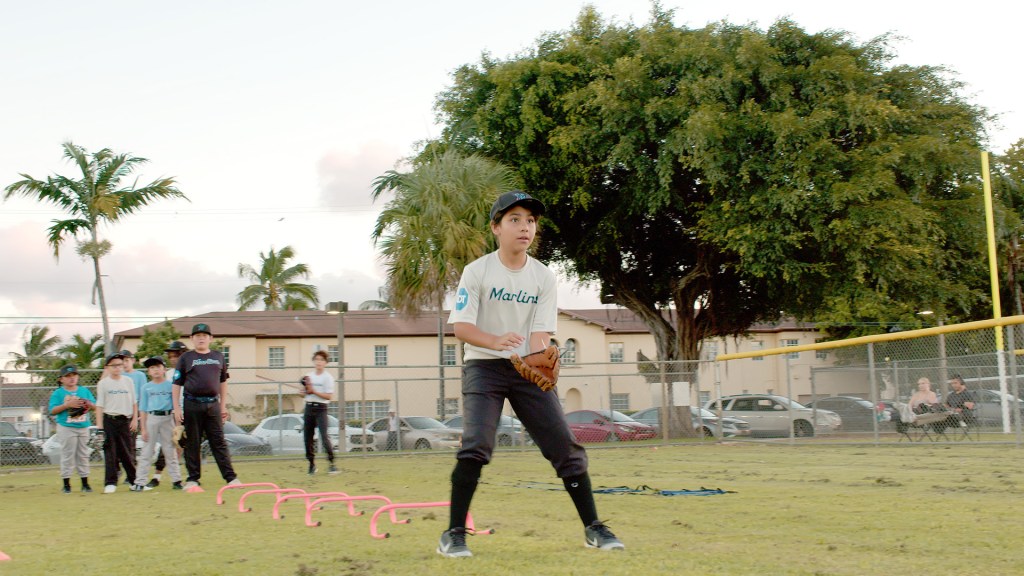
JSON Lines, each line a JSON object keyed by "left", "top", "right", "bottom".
{"left": 80, "top": 477, "right": 90, "bottom": 488}
{"left": 449, "top": 459, "right": 482, "bottom": 530}
{"left": 63, "top": 478, "right": 71, "bottom": 489}
{"left": 563, "top": 473, "right": 599, "bottom": 526}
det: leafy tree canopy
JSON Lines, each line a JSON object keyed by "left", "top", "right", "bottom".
{"left": 429, "top": 6, "right": 992, "bottom": 359}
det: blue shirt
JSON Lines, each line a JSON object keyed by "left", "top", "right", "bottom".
{"left": 48, "top": 386, "right": 97, "bottom": 428}
{"left": 139, "top": 379, "right": 174, "bottom": 413}
{"left": 125, "top": 369, "right": 148, "bottom": 401}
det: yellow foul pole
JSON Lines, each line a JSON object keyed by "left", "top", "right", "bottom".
{"left": 981, "top": 151, "right": 1004, "bottom": 350}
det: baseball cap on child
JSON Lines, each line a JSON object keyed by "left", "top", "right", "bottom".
{"left": 59, "top": 364, "right": 79, "bottom": 377}
{"left": 489, "top": 190, "right": 545, "bottom": 222}
{"left": 191, "top": 323, "right": 212, "bottom": 336}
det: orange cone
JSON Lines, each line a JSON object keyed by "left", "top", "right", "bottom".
{"left": 0, "top": 550, "right": 11, "bottom": 561}
{"left": 186, "top": 485, "right": 205, "bottom": 493}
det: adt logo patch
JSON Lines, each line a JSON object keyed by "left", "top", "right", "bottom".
{"left": 455, "top": 288, "right": 469, "bottom": 311}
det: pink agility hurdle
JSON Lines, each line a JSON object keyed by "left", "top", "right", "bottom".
{"left": 216, "top": 482, "right": 279, "bottom": 505}
{"left": 369, "top": 501, "right": 494, "bottom": 539}
{"left": 304, "top": 495, "right": 399, "bottom": 527}
{"left": 272, "top": 491, "right": 351, "bottom": 520}
{"left": 237, "top": 488, "right": 308, "bottom": 513}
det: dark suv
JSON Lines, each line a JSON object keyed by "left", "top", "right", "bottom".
{"left": 1, "top": 421, "right": 44, "bottom": 465}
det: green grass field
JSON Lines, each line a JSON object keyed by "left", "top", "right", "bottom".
{"left": 1, "top": 442, "right": 1022, "bottom": 576}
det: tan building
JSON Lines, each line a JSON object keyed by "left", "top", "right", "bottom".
{"left": 112, "top": 310, "right": 827, "bottom": 424}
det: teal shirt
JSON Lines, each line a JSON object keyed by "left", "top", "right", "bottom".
{"left": 48, "top": 386, "right": 97, "bottom": 428}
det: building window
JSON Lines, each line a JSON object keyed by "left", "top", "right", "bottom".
{"left": 814, "top": 338, "right": 828, "bottom": 360}
{"left": 701, "top": 342, "right": 719, "bottom": 362}
{"left": 609, "top": 343, "right": 624, "bottom": 363}
{"left": 374, "top": 345, "right": 388, "bottom": 366}
{"left": 750, "top": 340, "right": 764, "bottom": 361}
{"left": 347, "top": 400, "right": 390, "bottom": 423}
{"left": 563, "top": 339, "right": 577, "bottom": 365}
{"left": 610, "top": 393, "right": 629, "bottom": 412}
{"left": 436, "top": 397, "right": 460, "bottom": 417}
{"left": 268, "top": 346, "right": 285, "bottom": 367}
{"left": 698, "top": 390, "right": 711, "bottom": 405}
{"left": 783, "top": 339, "right": 799, "bottom": 359}
{"left": 328, "top": 345, "right": 339, "bottom": 364}
{"left": 221, "top": 346, "right": 231, "bottom": 366}
{"left": 443, "top": 344, "right": 457, "bottom": 366}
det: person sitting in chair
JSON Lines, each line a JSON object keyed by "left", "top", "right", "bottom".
{"left": 909, "top": 377, "right": 940, "bottom": 414}
{"left": 944, "top": 376, "right": 977, "bottom": 428}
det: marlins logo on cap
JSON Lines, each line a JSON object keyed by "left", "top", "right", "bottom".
{"left": 191, "top": 323, "right": 212, "bottom": 336}
{"left": 489, "top": 190, "right": 545, "bottom": 222}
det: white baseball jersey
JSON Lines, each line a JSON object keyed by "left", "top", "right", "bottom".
{"left": 448, "top": 252, "right": 557, "bottom": 361}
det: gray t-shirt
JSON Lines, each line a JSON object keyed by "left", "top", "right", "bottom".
{"left": 448, "top": 252, "right": 557, "bottom": 361}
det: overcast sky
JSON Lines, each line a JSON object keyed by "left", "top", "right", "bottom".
{"left": 2, "top": 1, "right": 1021, "bottom": 365}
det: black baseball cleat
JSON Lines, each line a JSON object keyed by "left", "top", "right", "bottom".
{"left": 585, "top": 521, "right": 625, "bottom": 551}
{"left": 172, "top": 481, "right": 184, "bottom": 490}
{"left": 62, "top": 485, "right": 71, "bottom": 494}
{"left": 308, "top": 463, "right": 317, "bottom": 475}
{"left": 437, "top": 528, "right": 472, "bottom": 558}
{"left": 146, "top": 478, "right": 160, "bottom": 488}
{"left": 328, "top": 464, "right": 339, "bottom": 474}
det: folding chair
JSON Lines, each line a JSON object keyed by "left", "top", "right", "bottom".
{"left": 894, "top": 403, "right": 951, "bottom": 442}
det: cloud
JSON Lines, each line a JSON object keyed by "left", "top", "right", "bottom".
{"left": 316, "top": 141, "right": 408, "bottom": 207}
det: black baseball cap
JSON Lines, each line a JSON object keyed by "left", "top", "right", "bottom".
{"left": 119, "top": 349, "right": 134, "bottom": 358}
{"left": 105, "top": 352, "right": 125, "bottom": 366}
{"left": 191, "top": 323, "right": 212, "bottom": 336}
{"left": 165, "top": 341, "right": 188, "bottom": 353}
{"left": 59, "top": 364, "right": 79, "bottom": 377}
{"left": 143, "top": 356, "right": 165, "bottom": 368}
{"left": 489, "top": 190, "right": 545, "bottom": 222}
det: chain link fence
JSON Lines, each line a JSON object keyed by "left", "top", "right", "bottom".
{"left": 714, "top": 320, "right": 1024, "bottom": 443}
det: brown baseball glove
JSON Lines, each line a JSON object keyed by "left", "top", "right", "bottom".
{"left": 510, "top": 345, "right": 561, "bottom": 391}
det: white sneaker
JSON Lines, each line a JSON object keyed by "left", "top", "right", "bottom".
{"left": 183, "top": 481, "right": 199, "bottom": 490}
{"left": 227, "top": 478, "right": 242, "bottom": 486}
{"left": 103, "top": 485, "right": 116, "bottom": 494}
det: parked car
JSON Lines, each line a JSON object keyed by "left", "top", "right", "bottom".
{"left": 1, "top": 421, "right": 45, "bottom": 465}
{"left": 360, "top": 416, "right": 462, "bottom": 450}
{"left": 443, "top": 414, "right": 530, "bottom": 446}
{"left": 201, "top": 421, "right": 272, "bottom": 457}
{"left": 972, "top": 389, "right": 1024, "bottom": 427}
{"left": 630, "top": 406, "right": 751, "bottom": 438}
{"left": 704, "top": 394, "right": 841, "bottom": 437}
{"left": 250, "top": 413, "right": 365, "bottom": 453}
{"left": 804, "top": 396, "right": 892, "bottom": 432}
{"left": 564, "top": 410, "right": 657, "bottom": 443}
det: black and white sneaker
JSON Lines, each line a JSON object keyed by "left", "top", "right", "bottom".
{"left": 328, "top": 464, "right": 339, "bottom": 474}
{"left": 585, "top": 521, "right": 625, "bottom": 551}
{"left": 129, "top": 484, "right": 152, "bottom": 492}
{"left": 146, "top": 478, "right": 160, "bottom": 488}
{"left": 437, "top": 528, "right": 472, "bottom": 558}
{"left": 307, "top": 464, "right": 317, "bottom": 475}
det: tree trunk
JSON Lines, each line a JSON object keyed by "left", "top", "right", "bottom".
{"left": 90, "top": 228, "right": 113, "bottom": 356}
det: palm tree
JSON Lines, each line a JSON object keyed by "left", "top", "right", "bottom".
{"left": 7, "top": 326, "right": 62, "bottom": 380}
{"left": 3, "top": 142, "right": 186, "bottom": 355}
{"left": 236, "top": 245, "right": 320, "bottom": 310}
{"left": 370, "top": 150, "right": 518, "bottom": 418}
{"left": 56, "top": 333, "right": 105, "bottom": 369}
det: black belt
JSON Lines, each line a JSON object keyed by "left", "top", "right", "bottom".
{"left": 107, "top": 414, "right": 129, "bottom": 420}
{"left": 184, "top": 394, "right": 219, "bottom": 403}
{"left": 149, "top": 410, "right": 172, "bottom": 416}
{"left": 307, "top": 402, "right": 327, "bottom": 407}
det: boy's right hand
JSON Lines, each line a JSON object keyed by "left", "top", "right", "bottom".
{"left": 493, "top": 332, "right": 525, "bottom": 351}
